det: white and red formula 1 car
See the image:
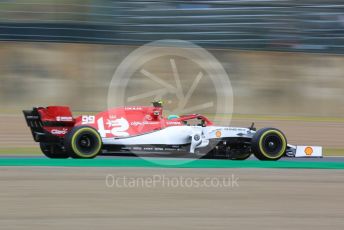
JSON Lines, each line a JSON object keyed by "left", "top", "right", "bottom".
{"left": 23, "top": 102, "right": 322, "bottom": 160}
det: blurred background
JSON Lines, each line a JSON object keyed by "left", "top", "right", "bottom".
{"left": 0, "top": 0, "right": 343, "bottom": 153}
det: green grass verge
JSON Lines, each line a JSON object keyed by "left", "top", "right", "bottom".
{"left": 0, "top": 147, "right": 40, "bottom": 155}
{"left": 324, "top": 148, "right": 344, "bottom": 156}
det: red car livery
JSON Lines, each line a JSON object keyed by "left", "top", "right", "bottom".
{"left": 23, "top": 103, "right": 322, "bottom": 160}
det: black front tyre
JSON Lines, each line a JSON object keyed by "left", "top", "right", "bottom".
{"left": 40, "top": 143, "right": 69, "bottom": 158}
{"left": 251, "top": 128, "right": 287, "bottom": 161}
{"left": 64, "top": 126, "right": 102, "bottom": 159}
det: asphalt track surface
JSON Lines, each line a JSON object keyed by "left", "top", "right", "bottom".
{"left": 1, "top": 155, "right": 344, "bottom": 230}
{"left": 0, "top": 166, "right": 343, "bottom": 230}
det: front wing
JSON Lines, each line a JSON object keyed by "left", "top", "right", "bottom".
{"left": 286, "top": 145, "right": 323, "bottom": 158}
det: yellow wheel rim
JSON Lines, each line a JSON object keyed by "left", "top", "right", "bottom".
{"left": 258, "top": 130, "right": 286, "bottom": 159}
{"left": 71, "top": 128, "right": 102, "bottom": 158}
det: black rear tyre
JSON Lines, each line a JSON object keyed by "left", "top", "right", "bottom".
{"left": 251, "top": 128, "right": 287, "bottom": 161}
{"left": 40, "top": 143, "right": 69, "bottom": 158}
{"left": 64, "top": 126, "right": 102, "bottom": 159}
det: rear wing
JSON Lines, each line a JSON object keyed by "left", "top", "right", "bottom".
{"left": 23, "top": 106, "right": 75, "bottom": 143}
{"left": 23, "top": 108, "right": 46, "bottom": 142}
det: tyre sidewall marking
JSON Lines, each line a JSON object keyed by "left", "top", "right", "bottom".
{"left": 258, "top": 130, "right": 286, "bottom": 159}
{"left": 71, "top": 128, "right": 102, "bottom": 158}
